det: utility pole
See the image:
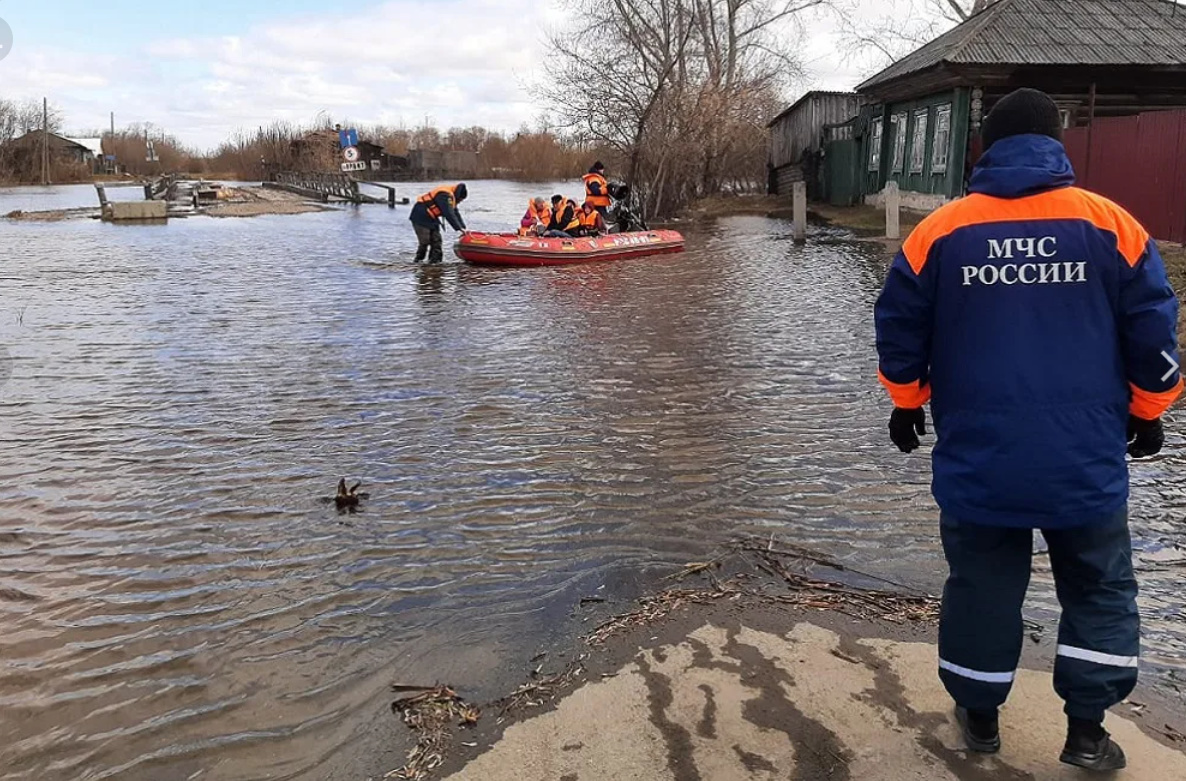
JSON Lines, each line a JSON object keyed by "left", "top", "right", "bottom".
{"left": 110, "top": 112, "right": 115, "bottom": 137}
{"left": 41, "top": 98, "right": 49, "bottom": 186}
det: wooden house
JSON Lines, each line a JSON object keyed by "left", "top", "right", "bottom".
{"left": 767, "top": 91, "right": 860, "bottom": 198}
{"left": 849, "top": 0, "right": 1186, "bottom": 211}
{"left": 9, "top": 131, "right": 99, "bottom": 168}
{"left": 290, "top": 130, "right": 408, "bottom": 179}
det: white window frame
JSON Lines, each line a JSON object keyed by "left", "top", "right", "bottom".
{"left": 891, "top": 112, "right": 908, "bottom": 174}
{"left": 932, "top": 104, "right": 952, "bottom": 174}
{"left": 909, "top": 109, "right": 929, "bottom": 174}
{"left": 868, "top": 118, "right": 883, "bottom": 172}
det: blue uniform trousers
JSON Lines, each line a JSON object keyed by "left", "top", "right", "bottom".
{"left": 938, "top": 511, "right": 1139, "bottom": 722}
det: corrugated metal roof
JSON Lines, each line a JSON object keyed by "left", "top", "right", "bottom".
{"left": 859, "top": 0, "right": 1186, "bottom": 91}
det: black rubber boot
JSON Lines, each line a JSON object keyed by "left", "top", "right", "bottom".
{"left": 1061, "top": 719, "right": 1127, "bottom": 772}
{"left": 955, "top": 706, "right": 1001, "bottom": 753}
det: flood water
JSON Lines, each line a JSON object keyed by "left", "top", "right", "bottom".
{"left": 1, "top": 180, "right": 1183, "bottom": 780}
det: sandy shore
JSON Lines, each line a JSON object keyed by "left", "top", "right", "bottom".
{"left": 442, "top": 605, "right": 1186, "bottom": 781}
{"left": 205, "top": 186, "right": 334, "bottom": 218}
{"left": 2, "top": 184, "right": 333, "bottom": 221}
{"left": 375, "top": 543, "right": 1186, "bottom": 781}
{"left": 4, "top": 207, "right": 98, "bottom": 222}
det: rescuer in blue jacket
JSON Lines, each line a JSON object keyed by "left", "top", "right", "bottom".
{"left": 875, "top": 88, "right": 1182, "bottom": 771}
{"left": 409, "top": 183, "right": 467, "bottom": 263}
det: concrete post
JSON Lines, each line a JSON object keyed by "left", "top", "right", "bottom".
{"left": 792, "top": 181, "right": 807, "bottom": 243}
{"left": 885, "top": 181, "right": 901, "bottom": 240}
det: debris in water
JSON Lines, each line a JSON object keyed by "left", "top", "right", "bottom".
{"left": 1161, "top": 724, "right": 1186, "bottom": 743}
{"left": 386, "top": 684, "right": 480, "bottom": 780}
{"left": 330, "top": 478, "right": 369, "bottom": 512}
{"left": 384, "top": 539, "right": 943, "bottom": 780}
{"left": 496, "top": 662, "right": 587, "bottom": 715}
{"left": 588, "top": 583, "right": 741, "bottom": 646}
{"left": 741, "top": 543, "right": 940, "bottom": 624}
{"left": 663, "top": 558, "right": 724, "bottom": 581}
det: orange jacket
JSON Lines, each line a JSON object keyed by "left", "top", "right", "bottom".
{"left": 519, "top": 200, "right": 552, "bottom": 235}
{"left": 411, "top": 185, "right": 465, "bottom": 230}
{"left": 550, "top": 199, "right": 581, "bottom": 233}
{"left": 578, "top": 208, "right": 604, "bottom": 233}
{"left": 583, "top": 172, "right": 611, "bottom": 208}
{"left": 417, "top": 186, "right": 456, "bottom": 219}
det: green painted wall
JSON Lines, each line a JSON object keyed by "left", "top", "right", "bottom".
{"left": 857, "top": 88, "right": 972, "bottom": 201}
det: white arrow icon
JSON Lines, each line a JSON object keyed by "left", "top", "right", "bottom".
{"left": 1163, "top": 351, "right": 1181, "bottom": 383}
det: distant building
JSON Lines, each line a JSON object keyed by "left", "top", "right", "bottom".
{"left": 767, "top": 91, "right": 860, "bottom": 200}
{"left": 284, "top": 129, "right": 478, "bottom": 180}
{"left": 289, "top": 129, "right": 409, "bottom": 179}
{"left": 9, "top": 130, "right": 100, "bottom": 171}
{"left": 844, "top": 0, "right": 1186, "bottom": 211}
{"left": 408, "top": 149, "right": 477, "bottom": 179}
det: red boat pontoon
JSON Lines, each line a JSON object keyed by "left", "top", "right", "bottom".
{"left": 454, "top": 230, "right": 685, "bottom": 267}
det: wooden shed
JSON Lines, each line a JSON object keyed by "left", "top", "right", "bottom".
{"left": 850, "top": 0, "right": 1186, "bottom": 211}
{"left": 767, "top": 91, "right": 860, "bottom": 198}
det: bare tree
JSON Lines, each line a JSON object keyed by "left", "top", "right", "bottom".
{"left": 940, "top": 0, "right": 999, "bottom": 22}
{"left": 836, "top": 0, "right": 1001, "bottom": 72}
{"left": 0, "top": 98, "right": 67, "bottom": 183}
{"left": 540, "top": 0, "right": 825, "bottom": 217}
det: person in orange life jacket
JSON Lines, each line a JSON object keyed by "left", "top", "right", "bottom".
{"left": 519, "top": 197, "right": 551, "bottom": 237}
{"left": 409, "top": 183, "right": 467, "bottom": 263}
{"left": 875, "top": 88, "right": 1182, "bottom": 771}
{"left": 545, "top": 194, "right": 580, "bottom": 238}
{"left": 583, "top": 161, "right": 612, "bottom": 220}
{"left": 575, "top": 201, "right": 607, "bottom": 237}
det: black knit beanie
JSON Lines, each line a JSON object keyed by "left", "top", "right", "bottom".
{"left": 982, "top": 88, "right": 1063, "bottom": 150}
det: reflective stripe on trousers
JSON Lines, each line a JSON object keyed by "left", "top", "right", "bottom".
{"left": 938, "top": 511, "right": 1138, "bottom": 721}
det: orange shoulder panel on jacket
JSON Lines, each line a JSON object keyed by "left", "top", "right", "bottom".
{"left": 899, "top": 187, "right": 1151, "bottom": 274}
{"left": 1066, "top": 188, "right": 1151, "bottom": 267}
{"left": 900, "top": 197, "right": 986, "bottom": 275}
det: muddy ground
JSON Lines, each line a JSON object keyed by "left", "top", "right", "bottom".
{"left": 205, "top": 186, "right": 333, "bottom": 218}
{"left": 370, "top": 544, "right": 1186, "bottom": 781}
{"left": 2, "top": 184, "right": 333, "bottom": 221}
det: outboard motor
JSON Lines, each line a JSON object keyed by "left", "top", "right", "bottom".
{"left": 606, "top": 181, "right": 648, "bottom": 233}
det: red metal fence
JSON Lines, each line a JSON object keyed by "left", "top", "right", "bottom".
{"left": 1063, "top": 109, "right": 1186, "bottom": 243}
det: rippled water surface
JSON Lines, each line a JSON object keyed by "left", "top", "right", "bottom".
{"left": 1, "top": 180, "right": 1183, "bottom": 780}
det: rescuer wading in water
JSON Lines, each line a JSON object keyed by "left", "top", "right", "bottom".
{"left": 875, "top": 88, "right": 1182, "bottom": 772}
{"left": 410, "top": 183, "right": 467, "bottom": 263}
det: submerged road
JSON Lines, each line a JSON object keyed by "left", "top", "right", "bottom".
{"left": 0, "top": 181, "right": 1182, "bottom": 780}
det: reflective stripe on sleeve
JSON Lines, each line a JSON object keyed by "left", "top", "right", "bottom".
{"left": 938, "top": 659, "right": 1015, "bottom": 684}
{"left": 1057, "top": 645, "right": 1139, "bottom": 669}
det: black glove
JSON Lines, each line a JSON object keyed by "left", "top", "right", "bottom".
{"left": 889, "top": 407, "right": 928, "bottom": 453}
{"left": 1128, "top": 415, "right": 1164, "bottom": 459}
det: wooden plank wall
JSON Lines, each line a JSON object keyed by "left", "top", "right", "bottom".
{"left": 769, "top": 94, "right": 861, "bottom": 170}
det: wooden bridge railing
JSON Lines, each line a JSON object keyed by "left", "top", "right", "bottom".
{"left": 274, "top": 171, "right": 364, "bottom": 201}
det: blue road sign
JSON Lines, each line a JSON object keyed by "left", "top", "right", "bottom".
{"left": 339, "top": 128, "right": 359, "bottom": 148}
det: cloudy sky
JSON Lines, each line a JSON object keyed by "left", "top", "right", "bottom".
{"left": 0, "top": 0, "right": 951, "bottom": 151}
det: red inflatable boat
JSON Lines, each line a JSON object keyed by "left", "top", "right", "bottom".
{"left": 454, "top": 230, "right": 685, "bottom": 267}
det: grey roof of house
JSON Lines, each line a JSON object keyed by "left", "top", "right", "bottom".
{"left": 858, "top": 0, "right": 1186, "bottom": 92}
